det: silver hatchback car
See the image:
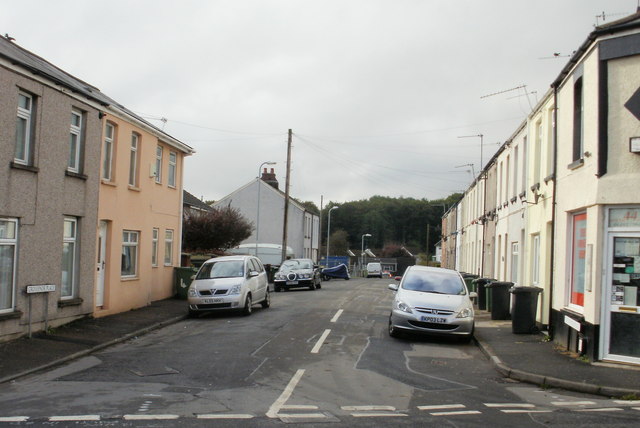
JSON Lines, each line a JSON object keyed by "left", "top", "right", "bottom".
{"left": 188, "top": 255, "right": 270, "bottom": 317}
{"left": 388, "top": 266, "right": 476, "bottom": 341}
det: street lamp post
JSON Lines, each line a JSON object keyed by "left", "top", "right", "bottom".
{"left": 326, "top": 206, "right": 339, "bottom": 266}
{"left": 256, "top": 161, "right": 276, "bottom": 256}
{"left": 361, "top": 233, "right": 372, "bottom": 272}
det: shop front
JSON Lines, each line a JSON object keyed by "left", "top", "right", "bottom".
{"left": 601, "top": 207, "right": 640, "bottom": 364}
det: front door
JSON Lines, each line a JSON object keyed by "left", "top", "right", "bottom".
{"left": 96, "top": 221, "right": 107, "bottom": 307}
{"left": 602, "top": 233, "right": 640, "bottom": 364}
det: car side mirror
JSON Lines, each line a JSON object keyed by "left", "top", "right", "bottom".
{"left": 190, "top": 275, "right": 196, "bottom": 280}
{"left": 469, "top": 291, "right": 478, "bottom": 298}
{"left": 388, "top": 283, "right": 399, "bottom": 292}
{"left": 249, "top": 270, "right": 259, "bottom": 278}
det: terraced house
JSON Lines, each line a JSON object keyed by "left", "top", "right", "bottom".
{"left": 0, "top": 35, "right": 104, "bottom": 341}
{"left": 441, "top": 11, "right": 640, "bottom": 365}
{"left": 0, "top": 36, "right": 193, "bottom": 341}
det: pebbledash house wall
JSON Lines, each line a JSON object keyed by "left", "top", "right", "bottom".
{"left": 94, "top": 110, "right": 192, "bottom": 318}
{"left": 0, "top": 47, "right": 102, "bottom": 341}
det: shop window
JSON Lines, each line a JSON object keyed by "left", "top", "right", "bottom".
{"left": 570, "top": 213, "right": 587, "bottom": 307}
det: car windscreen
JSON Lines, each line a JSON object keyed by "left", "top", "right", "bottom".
{"left": 196, "top": 260, "right": 245, "bottom": 279}
{"left": 401, "top": 270, "right": 465, "bottom": 295}
{"left": 280, "top": 260, "right": 311, "bottom": 270}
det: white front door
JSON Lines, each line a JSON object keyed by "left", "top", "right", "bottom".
{"left": 96, "top": 221, "right": 107, "bottom": 307}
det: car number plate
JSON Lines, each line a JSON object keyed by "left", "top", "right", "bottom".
{"left": 421, "top": 316, "right": 446, "bottom": 323}
{"left": 203, "top": 298, "right": 223, "bottom": 304}
{"left": 286, "top": 280, "right": 298, "bottom": 285}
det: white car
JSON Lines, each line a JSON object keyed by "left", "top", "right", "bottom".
{"left": 188, "top": 255, "right": 270, "bottom": 317}
{"left": 388, "top": 266, "right": 476, "bottom": 342}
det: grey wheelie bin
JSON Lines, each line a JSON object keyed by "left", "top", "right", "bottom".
{"left": 510, "top": 286, "right": 542, "bottom": 333}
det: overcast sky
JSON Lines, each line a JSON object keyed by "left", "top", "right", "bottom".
{"left": 2, "top": 0, "right": 637, "bottom": 206}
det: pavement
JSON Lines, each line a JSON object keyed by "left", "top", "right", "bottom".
{"left": 1, "top": 297, "right": 639, "bottom": 399}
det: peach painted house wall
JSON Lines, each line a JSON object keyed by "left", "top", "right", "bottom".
{"left": 95, "top": 109, "right": 193, "bottom": 317}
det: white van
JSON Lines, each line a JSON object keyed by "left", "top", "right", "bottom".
{"left": 366, "top": 262, "right": 383, "bottom": 278}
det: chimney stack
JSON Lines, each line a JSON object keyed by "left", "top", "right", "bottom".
{"left": 261, "top": 168, "right": 279, "bottom": 190}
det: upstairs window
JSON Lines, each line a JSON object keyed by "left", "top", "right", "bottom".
{"left": 129, "top": 133, "right": 139, "bottom": 187}
{"left": 168, "top": 151, "right": 177, "bottom": 188}
{"left": 15, "top": 92, "right": 33, "bottom": 165}
{"left": 68, "top": 110, "right": 83, "bottom": 173}
{"left": 572, "top": 77, "right": 584, "bottom": 163}
{"left": 155, "top": 146, "right": 163, "bottom": 184}
{"left": 102, "top": 123, "right": 115, "bottom": 181}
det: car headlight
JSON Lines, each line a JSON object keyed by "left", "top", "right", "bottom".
{"left": 188, "top": 288, "right": 198, "bottom": 297}
{"left": 456, "top": 307, "right": 473, "bottom": 319}
{"left": 394, "top": 300, "right": 413, "bottom": 314}
{"left": 300, "top": 273, "right": 310, "bottom": 279}
{"left": 229, "top": 284, "right": 242, "bottom": 295}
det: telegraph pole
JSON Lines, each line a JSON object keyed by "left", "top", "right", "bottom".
{"left": 281, "top": 129, "right": 292, "bottom": 262}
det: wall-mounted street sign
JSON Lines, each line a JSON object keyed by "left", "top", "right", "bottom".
{"left": 26, "top": 284, "right": 56, "bottom": 294}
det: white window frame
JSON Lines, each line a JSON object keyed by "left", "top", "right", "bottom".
{"left": 121, "top": 230, "right": 139, "bottom": 278}
{"left": 532, "top": 234, "right": 540, "bottom": 285}
{"left": 68, "top": 110, "right": 83, "bottom": 173}
{"left": 168, "top": 151, "right": 177, "bottom": 188}
{"left": 164, "top": 229, "right": 174, "bottom": 266}
{"left": 103, "top": 123, "right": 115, "bottom": 181}
{"left": 155, "top": 145, "right": 163, "bottom": 184}
{"left": 129, "top": 133, "right": 139, "bottom": 187}
{"left": 15, "top": 92, "right": 33, "bottom": 165}
{"left": 0, "top": 218, "right": 18, "bottom": 313}
{"left": 511, "top": 241, "right": 519, "bottom": 285}
{"left": 61, "top": 217, "right": 78, "bottom": 299}
{"left": 151, "top": 228, "right": 159, "bottom": 267}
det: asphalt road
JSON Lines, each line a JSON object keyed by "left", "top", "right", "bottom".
{"left": 0, "top": 278, "right": 638, "bottom": 427}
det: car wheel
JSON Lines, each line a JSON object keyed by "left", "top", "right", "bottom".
{"left": 388, "top": 317, "right": 400, "bottom": 338}
{"left": 316, "top": 281, "right": 321, "bottom": 289}
{"left": 274, "top": 284, "right": 281, "bottom": 292}
{"left": 261, "top": 290, "right": 271, "bottom": 308}
{"left": 459, "top": 334, "right": 473, "bottom": 344}
{"left": 187, "top": 309, "right": 199, "bottom": 318}
{"left": 309, "top": 282, "right": 316, "bottom": 290}
{"left": 243, "top": 294, "right": 252, "bottom": 316}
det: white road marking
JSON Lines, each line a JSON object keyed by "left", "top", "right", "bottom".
{"left": 310, "top": 329, "right": 331, "bottom": 354}
{"left": 614, "top": 400, "right": 640, "bottom": 405}
{"left": 484, "top": 403, "right": 535, "bottom": 408}
{"left": 197, "top": 414, "right": 254, "bottom": 419}
{"left": 330, "top": 309, "right": 344, "bottom": 323}
{"left": 266, "top": 369, "right": 305, "bottom": 418}
{"left": 351, "top": 412, "right": 407, "bottom": 417}
{"left": 575, "top": 407, "right": 624, "bottom": 412}
{"left": 49, "top": 415, "right": 101, "bottom": 421}
{"left": 418, "top": 404, "right": 466, "bottom": 410}
{"left": 633, "top": 407, "right": 640, "bottom": 411}
{"left": 501, "top": 409, "right": 553, "bottom": 414}
{"left": 430, "top": 410, "right": 482, "bottom": 416}
{"left": 551, "top": 401, "right": 597, "bottom": 406}
{"left": 123, "top": 414, "right": 180, "bottom": 420}
{"left": 276, "top": 413, "right": 327, "bottom": 418}
{"left": 0, "top": 417, "right": 29, "bottom": 422}
{"left": 281, "top": 405, "right": 319, "bottom": 410}
{"left": 342, "top": 405, "right": 396, "bottom": 411}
